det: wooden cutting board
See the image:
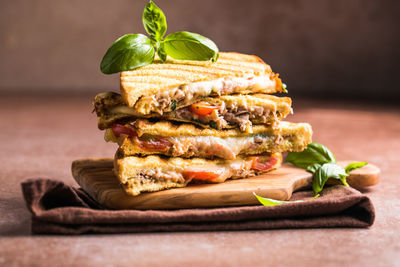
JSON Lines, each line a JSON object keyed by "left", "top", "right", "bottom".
{"left": 71, "top": 159, "right": 380, "bottom": 210}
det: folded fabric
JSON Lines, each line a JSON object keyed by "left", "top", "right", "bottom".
{"left": 21, "top": 179, "right": 375, "bottom": 235}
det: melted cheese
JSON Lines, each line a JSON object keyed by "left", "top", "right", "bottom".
{"left": 132, "top": 73, "right": 276, "bottom": 114}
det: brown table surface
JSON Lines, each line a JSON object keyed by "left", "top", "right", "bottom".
{"left": 0, "top": 94, "right": 399, "bottom": 266}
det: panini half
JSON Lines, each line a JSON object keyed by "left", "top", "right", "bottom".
{"left": 94, "top": 92, "right": 292, "bottom": 132}
{"left": 107, "top": 120, "right": 312, "bottom": 160}
{"left": 114, "top": 152, "right": 282, "bottom": 196}
{"left": 120, "top": 52, "right": 284, "bottom": 115}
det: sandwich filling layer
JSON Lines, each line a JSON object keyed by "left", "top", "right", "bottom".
{"left": 107, "top": 122, "right": 311, "bottom": 160}
{"left": 94, "top": 92, "right": 291, "bottom": 132}
{"left": 132, "top": 73, "right": 280, "bottom": 115}
{"left": 115, "top": 153, "right": 282, "bottom": 196}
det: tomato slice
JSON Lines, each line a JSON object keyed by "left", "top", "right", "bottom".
{"left": 189, "top": 102, "right": 219, "bottom": 116}
{"left": 111, "top": 124, "right": 137, "bottom": 138}
{"left": 137, "top": 134, "right": 171, "bottom": 152}
{"left": 111, "top": 124, "right": 171, "bottom": 151}
{"left": 182, "top": 169, "right": 223, "bottom": 181}
{"left": 251, "top": 156, "right": 278, "bottom": 172}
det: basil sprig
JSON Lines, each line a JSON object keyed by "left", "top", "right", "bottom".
{"left": 286, "top": 142, "right": 368, "bottom": 197}
{"left": 100, "top": 1, "right": 219, "bottom": 74}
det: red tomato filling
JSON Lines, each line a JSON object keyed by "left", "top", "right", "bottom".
{"left": 137, "top": 134, "right": 171, "bottom": 152}
{"left": 189, "top": 102, "right": 219, "bottom": 116}
{"left": 251, "top": 156, "right": 278, "bottom": 172}
{"left": 111, "top": 124, "right": 171, "bottom": 152}
{"left": 111, "top": 124, "right": 137, "bottom": 138}
{"left": 182, "top": 169, "right": 224, "bottom": 181}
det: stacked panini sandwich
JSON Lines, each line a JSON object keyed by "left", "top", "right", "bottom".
{"left": 94, "top": 52, "right": 312, "bottom": 196}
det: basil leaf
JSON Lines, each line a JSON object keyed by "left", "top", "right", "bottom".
{"left": 171, "top": 100, "right": 177, "bottom": 111}
{"left": 253, "top": 192, "right": 303, "bottom": 206}
{"left": 142, "top": 1, "right": 167, "bottom": 41}
{"left": 163, "top": 31, "right": 219, "bottom": 62}
{"left": 157, "top": 42, "right": 167, "bottom": 62}
{"left": 286, "top": 142, "right": 336, "bottom": 170}
{"left": 306, "top": 163, "right": 322, "bottom": 173}
{"left": 209, "top": 120, "right": 218, "bottom": 129}
{"left": 312, "top": 163, "right": 348, "bottom": 195}
{"left": 345, "top": 162, "right": 368, "bottom": 174}
{"left": 100, "top": 34, "right": 155, "bottom": 74}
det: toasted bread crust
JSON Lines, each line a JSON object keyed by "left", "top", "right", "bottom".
{"left": 120, "top": 52, "right": 283, "bottom": 109}
{"left": 132, "top": 120, "right": 311, "bottom": 138}
{"left": 114, "top": 152, "right": 282, "bottom": 196}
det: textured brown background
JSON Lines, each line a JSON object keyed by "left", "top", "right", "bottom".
{"left": 1, "top": 0, "right": 399, "bottom": 99}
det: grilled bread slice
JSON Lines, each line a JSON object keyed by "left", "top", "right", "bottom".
{"left": 114, "top": 151, "right": 282, "bottom": 196}
{"left": 107, "top": 120, "right": 312, "bottom": 160}
{"left": 94, "top": 92, "right": 292, "bottom": 132}
{"left": 120, "top": 52, "right": 284, "bottom": 115}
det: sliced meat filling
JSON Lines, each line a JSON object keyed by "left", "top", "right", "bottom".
{"left": 95, "top": 92, "right": 276, "bottom": 132}
{"left": 174, "top": 102, "right": 272, "bottom": 132}
{"left": 137, "top": 169, "right": 185, "bottom": 184}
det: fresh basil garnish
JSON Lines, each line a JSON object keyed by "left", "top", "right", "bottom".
{"left": 142, "top": 1, "right": 167, "bottom": 41}
{"left": 170, "top": 100, "right": 177, "bottom": 111}
{"left": 157, "top": 43, "right": 167, "bottom": 62}
{"left": 163, "top": 31, "right": 219, "bottom": 62}
{"left": 345, "top": 162, "right": 368, "bottom": 174}
{"left": 286, "top": 142, "right": 368, "bottom": 196}
{"left": 100, "top": 1, "right": 219, "bottom": 74}
{"left": 100, "top": 34, "right": 155, "bottom": 74}
{"left": 286, "top": 142, "right": 336, "bottom": 170}
{"left": 209, "top": 120, "right": 218, "bottom": 129}
{"left": 253, "top": 192, "right": 303, "bottom": 206}
{"left": 312, "top": 163, "right": 348, "bottom": 195}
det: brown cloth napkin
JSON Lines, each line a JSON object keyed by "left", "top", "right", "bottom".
{"left": 21, "top": 179, "right": 375, "bottom": 235}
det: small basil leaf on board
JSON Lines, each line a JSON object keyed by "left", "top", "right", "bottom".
{"left": 100, "top": 34, "right": 155, "bottom": 74}
{"left": 286, "top": 142, "right": 336, "bottom": 170}
{"left": 142, "top": 1, "right": 167, "bottom": 41}
{"left": 345, "top": 162, "right": 368, "bottom": 174}
{"left": 163, "top": 31, "right": 219, "bottom": 62}
{"left": 312, "top": 163, "right": 348, "bottom": 195}
{"left": 253, "top": 192, "right": 303, "bottom": 206}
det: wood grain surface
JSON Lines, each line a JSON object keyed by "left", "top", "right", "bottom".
{"left": 71, "top": 158, "right": 380, "bottom": 210}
